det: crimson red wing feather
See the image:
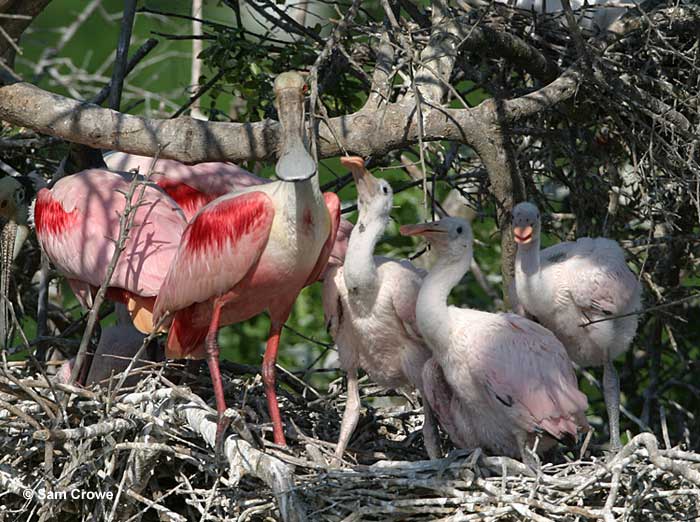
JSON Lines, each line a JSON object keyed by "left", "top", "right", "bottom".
{"left": 184, "top": 194, "right": 269, "bottom": 254}
{"left": 34, "top": 189, "right": 79, "bottom": 236}
{"left": 153, "top": 191, "right": 275, "bottom": 321}
{"left": 156, "top": 179, "right": 215, "bottom": 219}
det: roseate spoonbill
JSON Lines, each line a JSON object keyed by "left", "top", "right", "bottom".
{"left": 322, "top": 157, "right": 440, "bottom": 459}
{"left": 32, "top": 169, "right": 187, "bottom": 333}
{"left": 512, "top": 202, "right": 641, "bottom": 450}
{"left": 152, "top": 72, "right": 341, "bottom": 446}
{"left": 104, "top": 152, "right": 353, "bottom": 272}
{"left": 401, "top": 217, "right": 589, "bottom": 465}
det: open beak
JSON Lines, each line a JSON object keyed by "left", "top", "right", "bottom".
{"left": 399, "top": 221, "right": 449, "bottom": 238}
{"left": 341, "top": 156, "right": 378, "bottom": 196}
{"left": 513, "top": 225, "right": 533, "bottom": 244}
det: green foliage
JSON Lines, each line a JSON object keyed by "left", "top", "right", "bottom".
{"left": 9, "top": 0, "right": 698, "bottom": 451}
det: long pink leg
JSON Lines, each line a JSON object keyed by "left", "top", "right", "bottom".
{"left": 205, "top": 301, "right": 228, "bottom": 442}
{"left": 262, "top": 320, "right": 286, "bottom": 446}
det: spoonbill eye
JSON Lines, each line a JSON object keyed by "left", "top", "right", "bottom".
{"left": 382, "top": 185, "right": 388, "bottom": 195}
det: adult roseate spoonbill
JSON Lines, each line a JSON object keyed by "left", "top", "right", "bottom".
{"left": 401, "top": 217, "right": 589, "bottom": 465}
{"left": 512, "top": 202, "right": 641, "bottom": 450}
{"left": 104, "top": 152, "right": 353, "bottom": 271}
{"left": 32, "top": 169, "right": 187, "bottom": 334}
{"left": 323, "top": 157, "right": 440, "bottom": 459}
{"left": 153, "top": 72, "right": 341, "bottom": 446}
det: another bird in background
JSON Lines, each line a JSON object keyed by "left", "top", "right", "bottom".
{"left": 0, "top": 174, "right": 36, "bottom": 262}
{"left": 401, "top": 217, "right": 589, "bottom": 466}
{"left": 104, "top": 153, "right": 267, "bottom": 221}
{"left": 30, "top": 169, "right": 187, "bottom": 335}
{"left": 512, "top": 202, "right": 641, "bottom": 450}
{"left": 153, "top": 72, "right": 341, "bottom": 446}
{"left": 323, "top": 157, "right": 440, "bottom": 460}
{"left": 0, "top": 174, "right": 38, "bottom": 346}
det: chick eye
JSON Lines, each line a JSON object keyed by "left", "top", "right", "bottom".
{"left": 382, "top": 185, "right": 388, "bottom": 194}
{"left": 456, "top": 226, "right": 463, "bottom": 234}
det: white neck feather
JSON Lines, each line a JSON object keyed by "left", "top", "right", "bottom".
{"left": 514, "top": 237, "right": 545, "bottom": 314}
{"left": 416, "top": 253, "right": 469, "bottom": 358}
{"left": 343, "top": 215, "right": 387, "bottom": 296}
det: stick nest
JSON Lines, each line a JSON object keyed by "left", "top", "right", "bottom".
{"left": 0, "top": 363, "right": 698, "bottom": 522}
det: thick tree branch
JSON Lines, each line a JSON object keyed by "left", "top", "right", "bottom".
{"left": 457, "top": 25, "right": 561, "bottom": 83}
{"left": 500, "top": 65, "right": 584, "bottom": 121}
{"left": 0, "top": 67, "right": 586, "bottom": 163}
{"left": 414, "top": 0, "right": 460, "bottom": 103}
{"left": 0, "top": 81, "right": 500, "bottom": 162}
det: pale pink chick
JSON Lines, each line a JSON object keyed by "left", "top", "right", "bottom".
{"left": 512, "top": 202, "right": 641, "bottom": 450}
{"left": 323, "top": 157, "right": 440, "bottom": 459}
{"left": 401, "top": 217, "right": 589, "bottom": 466}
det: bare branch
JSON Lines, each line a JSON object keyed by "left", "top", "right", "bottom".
{"left": 0, "top": 81, "right": 502, "bottom": 162}
{"left": 500, "top": 65, "right": 584, "bottom": 121}
{"left": 414, "top": 0, "right": 460, "bottom": 103}
{"left": 107, "top": 0, "right": 138, "bottom": 111}
{"left": 0, "top": 0, "right": 51, "bottom": 67}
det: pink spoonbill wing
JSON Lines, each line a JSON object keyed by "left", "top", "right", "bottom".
{"left": 35, "top": 169, "right": 187, "bottom": 299}
{"left": 470, "top": 313, "right": 589, "bottom": 441}
{"left": 105, "top": 153, "right": 267, "bottom": 220}
{"left": 153, "top": 191, "right": 275, "bottom": 335}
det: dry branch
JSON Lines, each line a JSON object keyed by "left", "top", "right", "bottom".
{"left": 1, "top": 364, "right": 698, "bottom": 521}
